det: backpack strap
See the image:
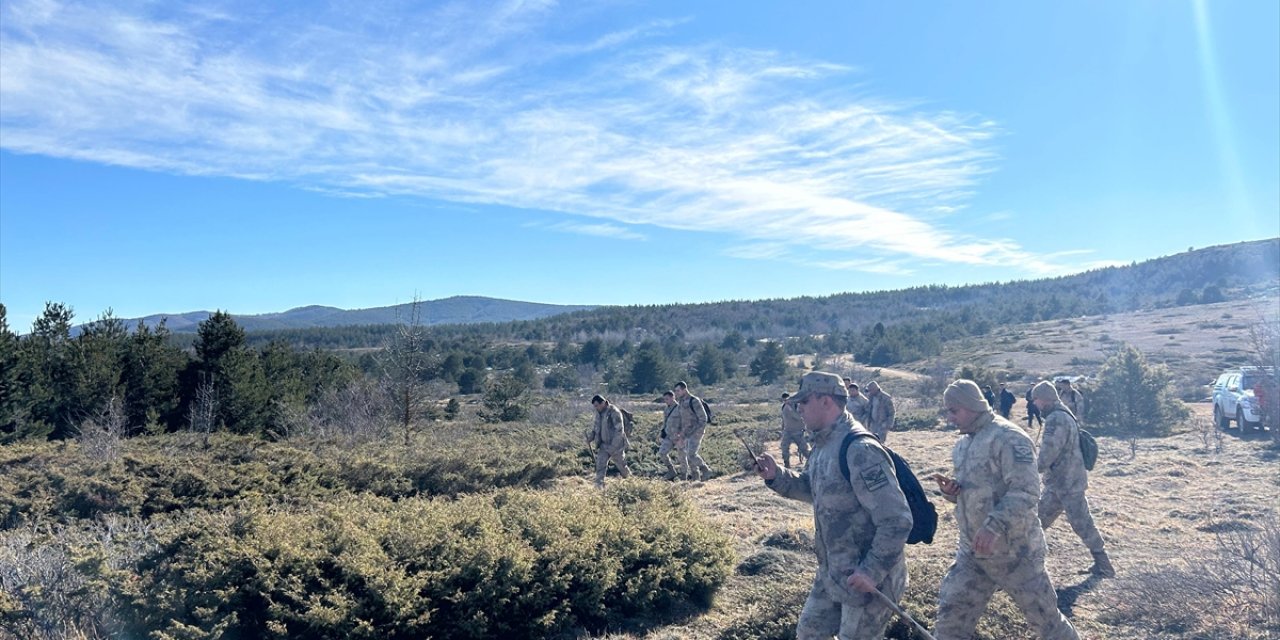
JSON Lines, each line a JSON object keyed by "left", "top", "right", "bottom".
{"left": 839, "top": 431, "right": 889, "bottom": 484}
{"left": 1043, "top": 405, "right": 1078, "bottom": 422}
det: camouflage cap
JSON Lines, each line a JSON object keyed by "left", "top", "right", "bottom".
{"left": 788, "top": 371, "right": 849, "bottom": 404}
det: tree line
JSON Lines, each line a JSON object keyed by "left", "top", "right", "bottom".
{"left": 0, "top": 301, "right": 795, "bottom": 441}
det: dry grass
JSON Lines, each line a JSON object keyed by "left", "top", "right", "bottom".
{"left": 584, "top": 403, "right": 1279, "bottom": 640}
{"left": 600, "top": 298, "right": 1280, "bottom": 639}
{"left": 940, "top": 296, "right": 1280, "bottom": 396}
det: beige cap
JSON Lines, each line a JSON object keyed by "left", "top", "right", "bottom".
{"left": 789, "top": 371, "right": 849, "bottom": 404}
{"left": 1032, "top": 380, "right": 1060, "bottom": 402}
{"left": 943, "top": 379, "right": 990, "bottom": 412}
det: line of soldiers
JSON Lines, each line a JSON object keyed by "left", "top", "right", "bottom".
{"left": 588, "top": 380, "right": 713, "bottom": 488}
{"left": 780, "top": 378, "right": 895, "bottom": 469}
{"left": 760, "top": 371, "right": 1111, "bottom": 640}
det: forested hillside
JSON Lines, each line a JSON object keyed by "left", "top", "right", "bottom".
{"left": 2, "top": 239, "right": 1276, "bottom": 443}
{"left": 245, "top": 238, "right": 1278, "bottom": 360}
{"left": 108, "top": 295, "right": 596, "bottom": 334}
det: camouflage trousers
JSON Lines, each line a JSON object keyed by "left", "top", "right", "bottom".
{"left": 795, "top": 566, "right": 905, "bottom": 640}
{"left": 594, "top": 448, "right": 630, "bottom": 486}
{"left": 935, "top": 551, "right": 1079, "bottom": 640}
{"left": 780, "top": 429, "right": 810, "bottom": 468}
{"left": 656, "top": 436, "right": 686, "bottom": 474}
{"left": 1039, "top": 488, "right": 1105, "bottom": 553}
{"left": 682, "top": 427, "right": 710, "bottom": 476}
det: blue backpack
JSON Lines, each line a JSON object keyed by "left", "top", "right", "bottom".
{"left": 839, "top": 432, "right": 937, "bottom": 545}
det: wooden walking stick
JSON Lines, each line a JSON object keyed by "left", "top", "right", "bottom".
{"left": 735, "top": 430, "right": 761, "bottom": 470}
{"left": 868, "top": 587, "right": 936, "bottom": 640}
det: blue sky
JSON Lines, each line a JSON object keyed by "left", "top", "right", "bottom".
{"left": 2, "top": 0, "right": 1277, "bottom": 332}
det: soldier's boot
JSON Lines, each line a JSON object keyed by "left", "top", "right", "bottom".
{"left": 1088, "top": 550, "right": 1116, "bottom": 578}
{"left": 663, "top": 460, "right": 678, "bottom": 481}
{"left": 697, "top": 463, "right": 713, "bottom": 481}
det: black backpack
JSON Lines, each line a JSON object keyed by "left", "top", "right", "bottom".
{"left": 1078, "top": 428, "right": 1098, "bottom": 471}
{"left": 1045, "top": 408, "right": 1097, "bottom": 471}
{"left": 689, "top": 396, "right": 714, "bottom": 425}
{"left": 619, "top": 408, "right": 636, "bottom": 436}
{"left": 839, "top": 432, "right": 937, "bottom": 545}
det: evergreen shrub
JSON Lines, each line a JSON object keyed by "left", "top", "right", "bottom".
{"left": 117, "top": 483, "right": 734, "bottom": 639}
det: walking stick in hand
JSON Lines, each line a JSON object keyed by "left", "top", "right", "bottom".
{"left": 868, "top": 587, "right": 936, "bottom": 640}
{"left": 734, "top": 431, "right": 762, "bottom": 470}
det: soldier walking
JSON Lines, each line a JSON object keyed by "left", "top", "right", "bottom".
{"left": 673, "top": 381, "right": 713, "bottom": 480}
{"left": 845, "top": 379, "right": 870, "bottom": 426}
{"left": 780, "top": 391, "right": 810, "bottom": 469}
{"left": 864, "top": 381, "right": 895, "bottom": 443}
{"left": 588, "top": 395, "right": 631, "bottom": 488}
{"left": 930, "top": 380, "right": 1080, "bottom": 640}
{"left": 1031, "top": 381, "right": 1114, "bottom": 577}
{"left": 998, "top": 383, "right": 1017, "bottom": 420}
{"left": 754, "top": 372, "right": 912, "bottom": 640}
{"left": 1025, "top": 386, "right": 1044, "bottom": 428}
{"left": 657, "top": 391, "right": 686, "bottom": 480}
{"left": 1056, "top": 379, "right": 1085, "bottom": 423}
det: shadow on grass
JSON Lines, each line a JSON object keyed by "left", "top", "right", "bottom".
{"left": 1056, "top": 573, "right": 1103, "bottom": 617}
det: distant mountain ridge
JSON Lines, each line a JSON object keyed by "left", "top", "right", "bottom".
{"left": 118, "top": 296, "right": 597, "bottom": 333}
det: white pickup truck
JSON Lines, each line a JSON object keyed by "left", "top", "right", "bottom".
{"left": 1212, "top": 367, "right": 1274, "bottom": 431}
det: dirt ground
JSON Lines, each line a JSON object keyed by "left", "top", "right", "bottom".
{"left": 596, "top": 400, "right": 1279, "bottom": 640}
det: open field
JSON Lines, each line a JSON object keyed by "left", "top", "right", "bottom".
{"left": 939, "top": 295, "right": 1280, "bottom": 396}
{"left": 585, "top": 296, "right": 1280, "bottom": 639}
{"left": 572, "top": 397, "right": 1279, "bottom": 640}
{"left": 3, "top": 296, "right": 1278, "bottom": 639}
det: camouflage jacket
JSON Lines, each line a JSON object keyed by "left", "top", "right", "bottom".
{"left": 949, "top": 412, "right": 1045, "bottom": 557}
{"left": 1038, "top": 403, "right": 1087, "bottom": 493}
{"left": 767, "top": 411, "right": 911, "bottom": 598}
{"left": 677, "top": 394, "right": 708, "bottom": 434}
{"left": 1061, "top": 388, "right": 1084, "bottom": 421}
{"left": 662, "top": 404, "right": 681, "bottom": 440}
{"left": 867, "top": 392, "right": 895, "bottom": 435}
{"left": 592, "top": 404, "right": 629, "bottom": 453}
{"left": 781, "top": 401, "right": 806, "bottom": 434}
{"left": 847, "top": 392, "right": 870, "bottom": 425}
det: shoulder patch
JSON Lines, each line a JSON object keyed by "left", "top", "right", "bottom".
{"left": 860, "top": 464, "right": 890, "bottom": 492}
{"left": 1012, "top": 444, "right": 1035, "bottom": 464}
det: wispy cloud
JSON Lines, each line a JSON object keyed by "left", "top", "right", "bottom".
{"left": 1, "top": 0, "right": 1070, "bottom": 272}
{"left": 531, "top": 220, "right": 647, "bottom": 241}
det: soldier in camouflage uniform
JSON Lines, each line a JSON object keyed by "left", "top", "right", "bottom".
{"left": 755, "top": 372, "right": 912, "bottom": 640}
{"left": 780, "top": 392, "right": 810, "bottom": 469}
{"left": 656, "top": 391, "right": 686, "bottom": 480}
{"left": 930, "top": 379, "right": 1080, "bottom": 640}
{"left": 1055, "top": 379, "right": 1085, "bottom": 423}
{"left": 1031, "top": 381, "right": 1114, "bottom": 577}
{"left": 673, "top": 381, "right": 713, "bottom": 480}
{"left": 864, "top": 381, "right": 895, "bottom": 443}
{"left": 844, "top": 380, "right": 870, "bottom": 426}
{"left": 588, "top": 394, "right": 631, "bottom": 488}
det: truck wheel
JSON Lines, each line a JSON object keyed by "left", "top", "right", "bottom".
{"left": 1237, "top": 409, "right": 1252, "bottom": 431}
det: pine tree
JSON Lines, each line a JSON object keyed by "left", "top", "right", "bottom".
{"left": 121, "top": 319, "right": 186, "bottom": 434}
{"left": 74, "top": 309, "right": 129, "bottom": 428}
{"left": 0, "top": 304, "right": 26, "bottom": 439}
{"left": 694, "top": 345, "right": 727, "bottom": 385}
{"left": 480, "top": 373, "right": 528, "bottom": 422}
{"left": 1089, "top": 344, "right": 1188, "bottom": 437}
{"left": 20, "top": 302, "right": 78, "bottom": 438}
{"left": 628, "top": 341, "right": 672, "bottom": 394}
{"left": 750, "top": 341, "right": 788, "bottom": 384}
